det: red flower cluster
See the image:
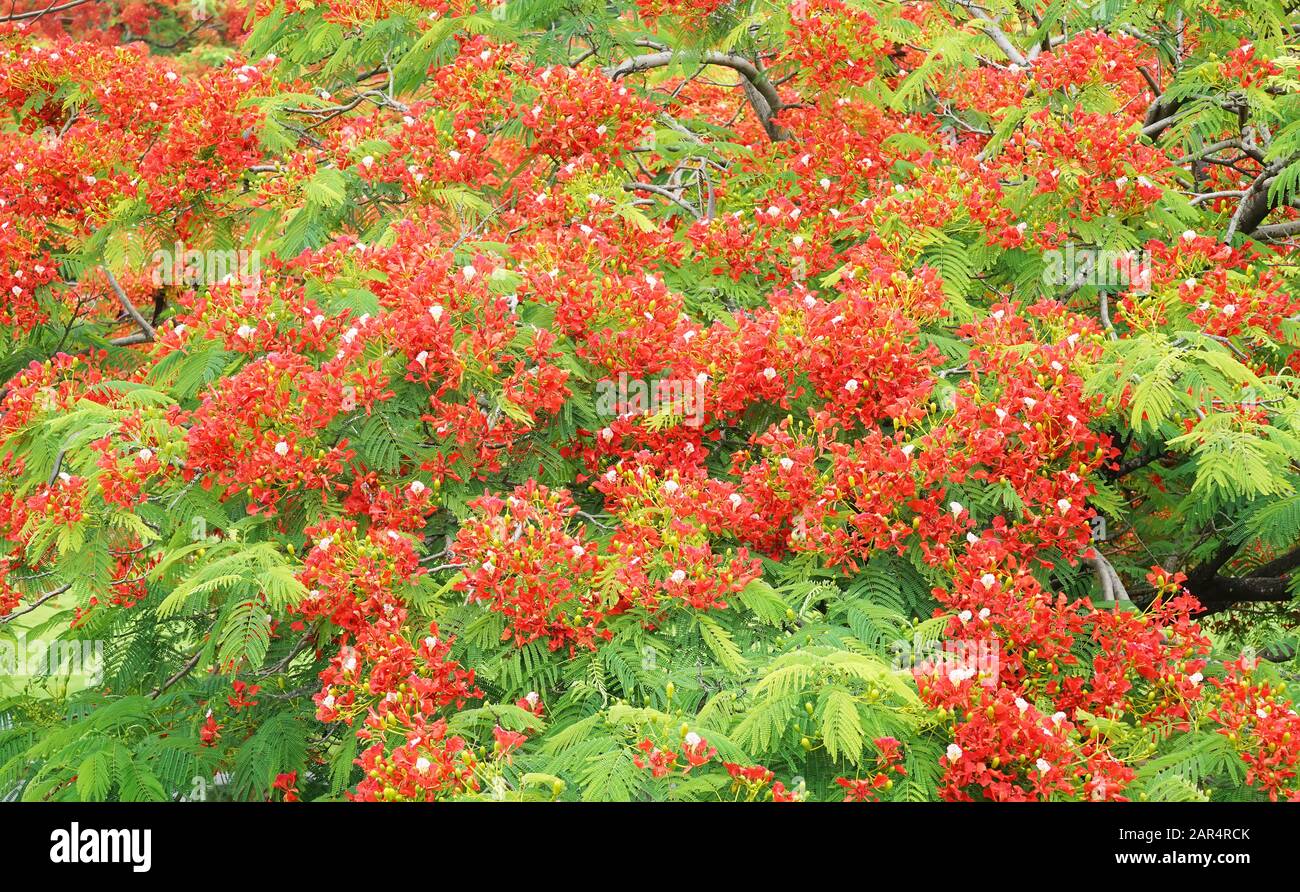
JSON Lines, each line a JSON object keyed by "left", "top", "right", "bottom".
{"left": 836, "top": 736, "right": 908, "bottom": 801}
{"left": 292, "top": 519, "right": 485, "bottom": 800}
{"left": 1209, "top": 658, "right": 1300, "bottom": 801}
{"left": 633, "top": 732, "right": 718, "bottom": 778}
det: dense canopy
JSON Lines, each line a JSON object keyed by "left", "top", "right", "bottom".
{"left": 2, "top": 0, "right": 1300, "bottom": 803}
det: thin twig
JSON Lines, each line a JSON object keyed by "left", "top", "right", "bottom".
{"left": 150, "top": 649, "right": 205, "bottom": 699}
{"left": 0, "top": 583, "right": 72, "bottom": 624}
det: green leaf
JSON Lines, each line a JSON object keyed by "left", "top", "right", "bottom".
{"left": 820, "top": 688, "right": 864, "bottom": 764}
{"left": 304, "top": 168, "right": 348, "bottom": 209}
{"left": 697, "top": 614, "right": 747, "bottom": 673}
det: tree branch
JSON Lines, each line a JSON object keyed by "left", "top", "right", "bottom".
{"left": 1186, "top": 538, "right": 1243, "bottom": 588}
{"left": 103, "top": 267, "right": 157, "bottom": 342}
{"left": 0, "top": 583, "right": 72, "bottom": 624}
{"left": 1250, "top": 544, "right": 1300, "bottom": 580}
{"left": 952, "top": 1, "right": 1029, "bottom": 68}
{"left": 1186, "top": 574, "right": 1293, "bottom": 616}
{"left": 150, "top": 649, "right": 205, "bottom": 699}
{"left": 1251, "top": 218, "right": 1300, "bottom": 243}
{"left": 1083, "top": 550, "right": 1128, "bottom": 602}
{"left": 0, "top": 0, "right": 91, "bottom": 22}
{"left": 1142, "top": 92, "right": 1188, "bottom": 140}
{"left": 605, "top": 51, "right": 790, "bottom": 141}
{"left": 1103, "top": 447, "right": 1168, "bottom": 480}
{"left": 624, "top": 181, "right": 702, "bottom": 218}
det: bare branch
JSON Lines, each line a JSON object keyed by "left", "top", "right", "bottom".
{"left": 1082, "top": 551, "right": 1128, "bottom": 602}
{"left": 150, "top": 649, "right": 206, "bottom": 699}
{"left": 605, "top": 51, "right": 790, "bottom": 141}
{"left": 1252, "top": 219, "right": 1300, "bottom": 242}
{"left": 952, "top": 1, "right": 1029, "bottom": 68}
{"left": 0, "top": 0, "right": 91, "bottom": 22}
{"left": 0, "top": 583, "right": 72, "bottom": 624}
{"left": 102, "top": 267, "right": 157, "bottom": 342}
{"left": 624, "top": 181, "right": 701, "bottom": 219}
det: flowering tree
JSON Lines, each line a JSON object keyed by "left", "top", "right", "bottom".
{"left": 2, "top": 0, "right": 1300, "bottom": 802}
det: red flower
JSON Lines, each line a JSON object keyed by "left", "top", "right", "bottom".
{"left": 199, "top": 712, "right": 222, "bottom": 747}
{"left": 273, "top": 772, "right": 300, "bottom": 802}
{"left": 493, "top": 725, "right": 528, "bottom": 760}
